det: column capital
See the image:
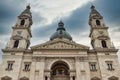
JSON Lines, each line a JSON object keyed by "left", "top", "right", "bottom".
{"left": 75, "top": 57, "right": 88, "bottom": 62}
{"left": 75, "top": 57, "right": 80, "bottom": 61}
{"left": 32, "top": 57, "right": 45, "bottom": 62}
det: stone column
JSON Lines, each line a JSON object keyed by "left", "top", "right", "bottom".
{"left": 39, "top": 57, "right": 45, "bottom": 80}
{"left": 75, "top": 57, "right": 81, "bottom": 80}
{"left": 70, "top": 76, "right": 73, "bottom": 80}
{"left": 70, "top": 70, "right": 75, "bottom": 80}
{"left": 30, "top": 58, "right": 36, "bottom": 80}
{"left": 47, "top": 76, "right": 50, "bottom": 80}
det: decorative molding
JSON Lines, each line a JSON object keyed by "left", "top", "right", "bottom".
{"left": 1, "top": 76, "right": 12, "bottom": 80}
{"left": 12, "top": 35, "right": 23, "bottom": 40}
{"left": 91, "top": 77, "right": 101, "bottom": 80}
{"left": 79, "top": 57, "right": 85, "bottom": 62}
{"left": 108, "top": 76, "right": 118, "bottom": 80}
{"left": 94, "top": 48, "right": 118, "bottom": 52}
{"left": 32, "top": 57, "right": 45, "bottom": 62}
{"left": 97, "top": 36, "right": 110, "bottom": 40}
{"left": 31, "top": 39, "right": 89, "bottom": 50}
{"left": 75, "top": 57, "right": 88, "bottom": 62}
{"left": 2, "top": 48, "right": 26, "bottom": 52}
{"left": 19, "top": 76, "right": 29, "bottom": 80}
{"left": 12, "top": 27, "right": 32, "bottom": 37}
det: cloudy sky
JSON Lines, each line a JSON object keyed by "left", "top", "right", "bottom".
{"left": 0, "top": 0, "right": 120, "bottom": 62}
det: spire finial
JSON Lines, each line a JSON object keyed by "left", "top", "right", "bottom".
{"left": 58, "top": 20, "right": 64, "bottom": 27}
{"left": 91, "top": 4, "right": 95, "bottom": 9}
{"left": 90, "top": 1, "right": 93, "bottom": 6}
{"left": 26, "top": 3, "right": 30, "bottom": 9}
{"left": 89, "top": 0, "right": 95, "bottom": 9}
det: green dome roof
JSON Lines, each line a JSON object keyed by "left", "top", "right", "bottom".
{"left": 50, "top": 21, "right": 72, "bottom": 40}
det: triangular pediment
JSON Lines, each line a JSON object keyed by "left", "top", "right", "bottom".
{"left": 1, "top": 76, "right": 12, "bottom": 80}
{"left": 31, "top": 39, "right": 89, "bottom": 50}
{"left": 19, "top": 76, "right": 29, "bottom": 80}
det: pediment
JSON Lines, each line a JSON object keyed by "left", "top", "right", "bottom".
{"left": 108, "top": 76, "right": 118, "bottom": 80}
{"left": 20, "top": 76, "right": 29, "bottom": 80}
{"left": 31, "top": 39, "right": 89, "bottom": 50}
{"left": 91, "top": 77, "right": 101, "bottom": 80}
{"left": 1, "top": 76, "right": 12, "bottom": 80}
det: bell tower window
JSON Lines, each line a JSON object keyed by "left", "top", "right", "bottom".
{"left": 96, "top": 20, "right": 100, "bottom": 26}
{"left": 20, "top": 19, "right": 25, "bottom": 25}
{"left": 13, "top": 40, "right": 19, "bottom": 48}
{"left": 101, "top": 40, "right": 107, "bottom": 48}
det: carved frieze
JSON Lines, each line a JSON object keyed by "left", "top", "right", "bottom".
{"left": 31, "top": 39, "right": 89, "bottom": 50}
{"left": 32, "top": 57, "right": 45, "bottom": 62}
{"left": 75, "top": 57, "right": 88, "bottom": 62}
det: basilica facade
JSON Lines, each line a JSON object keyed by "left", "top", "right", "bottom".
{"left": 0, "top": 5, "right": 120, "bottom": 80}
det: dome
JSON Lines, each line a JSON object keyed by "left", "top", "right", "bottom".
{"left": 50, "top": 21, "right": 72, "bottom": 40}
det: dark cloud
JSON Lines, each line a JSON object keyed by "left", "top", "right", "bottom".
{"left": 63, "top": 4, "right": 90, "bottom": 37}
{"left": 94, "top": 0, "right": 120, "bottom": 26}
{"left": 32, "top": 4, "right": 91, "bottom": 41}
{"left": 32, "top": 20, "right": 57, "bottom": 40}
{"left": 0, "top": 1, "right": 26, "bottom": 35}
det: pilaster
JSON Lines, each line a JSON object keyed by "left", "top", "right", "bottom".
{"left": 30, "top": 59, "right": 36, "bottom": 80}
{"left": 75, "top": 57, "right": 81, "bottom": 80}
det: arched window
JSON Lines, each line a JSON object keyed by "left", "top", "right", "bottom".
{"left": 96, "top": 20, "right": 100, "bottom": 25}
{"left": 20, "top": 19, "right": 25, "bottom": 25}
{"left": 13, "top": 40, "right": 19, "bottom": 48}
{"left": 101, "top": 40, "right": 107, "bottom": 48}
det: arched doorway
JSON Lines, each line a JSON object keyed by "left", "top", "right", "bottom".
{"left": 51, "top": 61, "right": 70, "bottom": 80}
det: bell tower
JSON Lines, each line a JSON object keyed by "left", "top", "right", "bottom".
{"left": 89, "top": 5, "right": 114, "bottom": 49}
{"left": 6, "top": 5, "right": 33, "bottom": 49}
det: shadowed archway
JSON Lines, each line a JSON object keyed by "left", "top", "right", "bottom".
{"left": 51, "top": 61, "right": 70, "bottom": 80}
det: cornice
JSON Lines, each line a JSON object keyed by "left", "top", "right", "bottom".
{"left": 94, "top": 48, "right": 118, "bottom": 52}
{"left": 31, "top": 39, "right": 89, "bottom": 50}
{"left": 2, "top": 48, "right": 31, "bottom": 53}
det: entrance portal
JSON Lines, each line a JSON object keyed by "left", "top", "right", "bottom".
{"left": 51, "top": 61, "right": 70, "bottom": 80}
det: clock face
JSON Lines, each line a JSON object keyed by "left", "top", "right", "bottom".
{"left": 98, "top": 31, "right": 103, "bottom": 34}
{"left": 17, "top": 31, "right": 22, "bottom": 35}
